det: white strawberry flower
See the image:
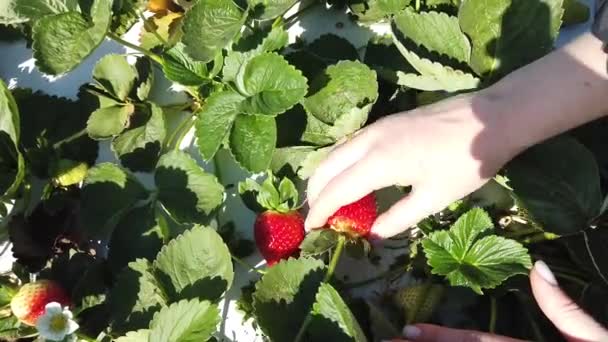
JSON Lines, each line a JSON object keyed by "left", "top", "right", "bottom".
{"left": 35, "top": 302, "right": 79, "bottom": 342}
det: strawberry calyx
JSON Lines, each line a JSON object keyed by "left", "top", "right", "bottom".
{"left": 239, "top": 171, "right": 302, "bottom": 213}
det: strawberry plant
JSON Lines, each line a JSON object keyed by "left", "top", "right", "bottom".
{"left": 0, "top": 0, "right": 606, "bottom": 341}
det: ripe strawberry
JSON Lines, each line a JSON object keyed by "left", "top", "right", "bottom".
{"left": 10, "top": 280, "right": 70, "bottom": 326}
{"left": 327, "top": 193, "right": 378, "bottom": 238}
{"left": 254, "top": 211, "right": 305, "bottom": 266}
{"left": 393, "top": 283, "right": 444, "bottom": 324}
{"left": 240, "top": 172, "right": 305, "bottom": 266}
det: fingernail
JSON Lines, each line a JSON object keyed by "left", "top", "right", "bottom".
{"left": 403, "top": 325, "right": 421, "bottom": 339}
{"left": 535, "top": 260, "right": 558, "bottom": 286}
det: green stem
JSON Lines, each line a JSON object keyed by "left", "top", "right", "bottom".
{"left": 232, "top": 254, "right": 265, "bottom": 275}
{"left": 107, "top": 32, "right": 163, "bottom": 64}
{"left": 52, "top": 128, "right": 87, "bottom": 149}
{"left": 323, "top": 235, "right": 345, "bottom": 283}
{"left": 76, "top": 332, "right": 97, "bottom": 342}
{"left": 294, "top": 235, "right": 346, "bottom": 342}
{"left": 521, "top": 232, "right": 559, "bottom": 244}
{"left": 489, "top": 296, "right": 497, "bottom": 333}
{"left": 415, "top": 0, "right": 420, "bottom": 11}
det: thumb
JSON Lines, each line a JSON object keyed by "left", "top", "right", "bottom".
{"left": 531, "top": 261, "right": 608, "bottom": 342}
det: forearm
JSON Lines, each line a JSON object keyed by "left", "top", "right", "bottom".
{"left": 482, "top": 32, "right": 608, "bottom": 157}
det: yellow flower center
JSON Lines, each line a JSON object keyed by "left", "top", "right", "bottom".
{"left": 49, "top": 314, "right": 67, "bottom": 332}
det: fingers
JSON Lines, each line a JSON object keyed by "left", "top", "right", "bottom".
{"left": 304, "top": 155, "right": 392, "bottom": 230}
{"left": 530, "top": 261, "right": 608, "bottom": 341}
{"left": 370, "top": 189, "right": 443, "bottom": 239}
{"left": 399, "top": 324, "right": 523, "bottom": 342}
{"left": 306, "top": 130, "right": 374, "bottom": 205}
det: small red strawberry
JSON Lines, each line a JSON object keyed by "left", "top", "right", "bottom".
{"left": 240, "top": 172, "right": 305, "bottom": 266}
{"left": 10, "top": 280, "right": 70, "bottom": 326}
{"left": 254, "top": 211, "right": 305, "bottom": 266}
{"left": 326, "top": 193, "right": 377, "bottom": 238}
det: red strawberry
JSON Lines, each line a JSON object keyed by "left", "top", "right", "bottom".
{"left": 255, "top": 211, "right": 305, "bottom": 266}
{"left": 327, "top": 193, "right": 378, "bottom": 238}
{"left": 10, "top": 280, "right": 70, "bottom": 326}
{"left": 240, "top": 172, "right": 306, "bottom": 266}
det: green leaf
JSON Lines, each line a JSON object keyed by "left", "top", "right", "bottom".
{"left": 306, "top": 34, "right": 360, "bottom": 64}
{"left": 111, "top": 0, "right": 146, "bottom": 35}
{"left": 422, "top": 208, "right": 532, "bottom": 294}
{"left": 506, "top": 136, "right": 602, "bottom": 235}
{"left": 297, "top": 146, "right": 332, "bottom": 179}
{"left": 563, "top": 0, "right": 589, "bottom": 26}
{"left": 112, "top": 102, "right": 166, "bottom": 172}
{"left": 229, "top": 114, "right": 277, "bottom": 173}
{"left": 116, "top": 330, "right": 151, "bottom": 342}
{"left": 80, "top": 163, "right": 148, "bottom": 238}
{"left": 249, "top": 0, "right": 297, "bottom": 20}
{"left": 253, "top": 257, "right": 326, "bottom": 342}
{"left": 393, "top": 9, "right": 470, "bottom": 63}
{"left": 459, "top": 0, "right": 563, "bottom": 80}
{"left": 181, "top": 0, "right": 246, "bottom": 62}
{"left": 107, "top": 204, "right": 164, "bottom": 274}
{"left": 87, "top": 103, "right": 135, "bottom": 140}
{"left": 149, "top": 299, "right": 220, "bottom": 342}
{"left": 270, "top": 146, "right": 316, "bottom": 175}
{"left": 110, "top": 259, "right": 168, "bottom": 333}
{"left": 0, "top": 316, "right": 20, "bottom": 338}
{"left": 224, "top": 26, "right": 290, "bottom": 83}
{"left": 134, "top": 57, "right": 155, "bottom": 101}
{"left": 15, "top": 89, "right": 98, "bottom": 178}
{"left": 162, "top": 43, "right": 209, "bottom": 86}
{"left": 391, "top": 34, "right": 479, "bottom": 92}
{"left": 155, "top": 150, "right": 225, "bottom": 223}
{"left": 299, "top": 229, "right": 339, "bottom": 256}
{"left": 302, "top": 60, "right": 378, "bottom": 124}
{"left": 234, "top": 25, "right": 289, "bottom": 53}
{"left": 0, "top": 0, "right": 80, "bottom": 24}
{"left": 195, "top": 90, "right": 244, "bottom": 160}
{"left": 0, "top": 80, "right": 24, "bottom": 197}
{"left": 349, "top": 0, "right": 411, "bottom": 23}
{"left": 93, "top": 54, "right": 138, "bottom": 101}
{"left": 307, "top": 283, "right": 367, "bottom": 342}
{"left": 52, "top": 160, "right": 88, "bottom": 187}
{"left": 235, "top": 52, "right": 308, "bottom": 116}
{"left": 364, "top": 34, "right": 415, "bottom": 83}
{"left": 154, "top": 225, "right": 233, "bottom": 302}
{"left": 32, "top": 0, "right": 112, "bottom": 75}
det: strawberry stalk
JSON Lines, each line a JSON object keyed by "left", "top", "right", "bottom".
{"left": 231, "top": 254, "right": 266, "bottom": 275}
{"left": 489, "top": 296, "right": 497, "bottom": 333}
{"left": 294, "top": 235, "right": 347, "bottom": 342}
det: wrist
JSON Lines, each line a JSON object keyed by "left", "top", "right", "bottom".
{"left": 478, "top": 32, "right": 608, "bottom": 160}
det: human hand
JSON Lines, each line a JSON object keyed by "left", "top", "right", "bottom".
{"left": 387, "top": 261, "right": 608, "bottom": 342}
{"left": 305, "top": 91, "right": 514, "bottom": 238}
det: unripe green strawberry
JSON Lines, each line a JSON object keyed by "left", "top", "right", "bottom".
{"left": 10, "top": 280, "right": 70, "bottom": 326}
{"left": 255, "top": 211, "right": 305, "bottom": 266}
{"left": 327, "top": 193, "right": 377, "bottom": 238}
{"left": 393, "top": 283, "right": 444, "bottom": 324}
